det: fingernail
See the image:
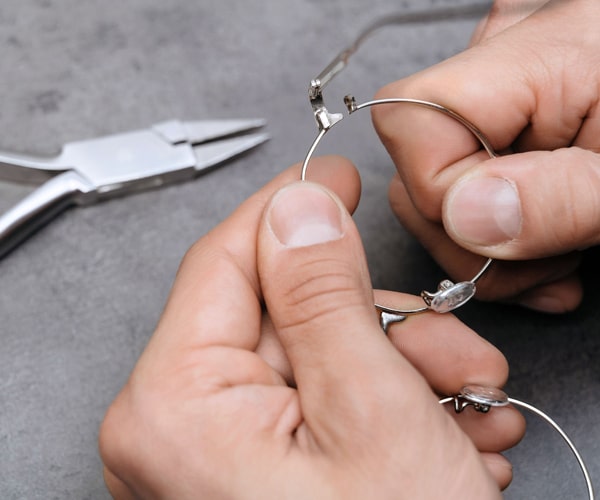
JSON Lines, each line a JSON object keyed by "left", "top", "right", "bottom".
{"left": 267, "top": 182, "right": 345, "bottom": 248}
{"left": 446, "top": 177, "right": 522, "bottom": 246}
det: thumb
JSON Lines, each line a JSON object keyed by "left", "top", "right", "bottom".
{"left": 443, "top": 147, "right": 600, "bottom": 260}
{"left": 257, "top": 181, "right": 501, "bottom": 498}
{"left": 257, "top": 181, "right": 419, "bottom": 441}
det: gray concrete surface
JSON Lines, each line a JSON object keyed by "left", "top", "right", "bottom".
{"left": 0, "top": 0, "right": 597, "bottom": 498}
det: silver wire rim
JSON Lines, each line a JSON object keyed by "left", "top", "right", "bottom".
{"left": 439, "top": 395, "right": 595, "bottom": 499}
{"left": 301, "top": 97, "right": 496, "bottom": 316}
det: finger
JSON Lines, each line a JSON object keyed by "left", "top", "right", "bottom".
{"left": 469, "top": 0, "right": 548, "bottom": 46}
{"left": 374, "top": 289, "right": 509, "bottom": 393}
{"left": 255, "top": 312, "right": 294, "bottom": 385}
{"left": 258, "top": 181, "right": 432, "bottom": 441}
{"left": 100, "top": 158, "right": 361, "bottom": 496}
{"left": 389, "top": 173, "right": 583, "bottom": 308}
{"left": 259, "top": 287, "right": 510, "bottom": 392}
{"left": 258, "top": 181, "right": 387, "bottom": 389}
{"left": 258, "top": 182, "right": 503, "bottom": 495}
{"left": 369, "top": 289, "right": 526, "bottom": 464}
{"left": 103, "top": 466, "right": 136, "bottom": 500}
{"left": 443, "top": 149, "right": 600, "bottom": 259}
{"left": 259, "top": 281, "right": 513, "bottom": 390}
{"left": 374, "top": 288, "right": 525, "bottom": 457}
{"left": 444, "top": 404, "right": 525, "bottom": 453}
{"left": 372, "top": 0, "right": 598, "bottom": 219}
{"left": 516, "top": 273, "right": 583, "bottom": 313}
{"left": 262, "top": 283, "right": 574, "bottom": 390}
{"left": 481, "top": 452, "right": 514, "bottom": 491}
{"left": 141, "top": 157, "right": 360, "bottom": 364}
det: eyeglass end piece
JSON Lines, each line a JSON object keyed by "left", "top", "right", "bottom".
{"left": 313, "top": 108, "right": 343, "bottom": 131}
{"left": 344, "top": 95, "right": 358, "bottom": 113}
{"left": 309, "top": 79, "right": 322, "bottom": 100}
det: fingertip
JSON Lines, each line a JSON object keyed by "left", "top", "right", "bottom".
{"left": 481, "top": 452, "right": 513, "bottom": 491}
{"left": 258, "top": 180, "right": 380, "bottom": 376}
{"left": 447, "top": 404, "right": 526, "bottom": 453}
{"left": 452, "top": 334, "right": 510, "bottom": 394}
{"left": 298, "top": 155, "right": 361, "bottom": 214}
{"left": 103, "top": 467, "right": 136, "bottom": 500}
{"left": 516, "top": 274, "right": 583, "bottom": 313}
{"left": 445, "top": 148, "right": 600, "bottom": 259}
{"left": 265, "top": 182, "right": 346, "bottom": 249}
{"left": 443, "top": 174, "right": 522, "bottom": 248}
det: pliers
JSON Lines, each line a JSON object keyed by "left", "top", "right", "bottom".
{"left": 0, "top": 119, "right": 268, "bottom": 258}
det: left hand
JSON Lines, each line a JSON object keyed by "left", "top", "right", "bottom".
{"left": 99, "top": 157, "right": 523, "bottom": 498}
{"left": 372, "top": 0, "right": 600, "bottom": 312}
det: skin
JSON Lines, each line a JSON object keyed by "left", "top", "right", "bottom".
{"left": 373, "top": 0, "right": 600, "bottom": 313}
{"left": 99, "top": 157, "right": 524, "bottom": 499}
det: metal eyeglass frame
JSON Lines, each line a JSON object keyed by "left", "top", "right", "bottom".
{"left": 440, "top": 385, "right": 594, "bottom": 500}
{"left": 301, "top": 3, "right": 496, "bottom": 331}
{"left": 300, "top": 4, "right": 595, "bottom": 499}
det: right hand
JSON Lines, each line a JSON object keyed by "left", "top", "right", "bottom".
{"left": 372, "top": 0, "right": 600, "bottom": 312}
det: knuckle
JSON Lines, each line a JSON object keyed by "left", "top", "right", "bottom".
{"left": 388, "top": 169, "right": 443, "bottom": 224}
{"left": 178, "top": 238, "right": 216, "bottom": 276}
{"left": 274, "top": 256, "right": 369, "bottom": 332}
{"left": 371, "top": 80, "right": 420, "bottom": 138}
{"left": 410, "top": 184, "right": 445, "bottom": 222}
{"left": 547, "top": 150, "right": 600, "bottom": 250}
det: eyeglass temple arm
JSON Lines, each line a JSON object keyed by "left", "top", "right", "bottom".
{"left": 309, "top": 2, "right": 492, "bottom": 111}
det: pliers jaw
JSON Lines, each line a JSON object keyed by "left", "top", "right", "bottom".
{"left": 0, "top": 119, "right": 268, "bottom": 258}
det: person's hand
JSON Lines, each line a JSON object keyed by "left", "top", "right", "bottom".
{"left": 372, "top": 0, "right": 600, "bottom": 312}
{"left": 99, "top": 157, "right": 523, "bottom": 498}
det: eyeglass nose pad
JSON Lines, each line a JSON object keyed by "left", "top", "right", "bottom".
{"left": 421, "top": 280, "right": 477, "bottom": 313}
{"left": 453, "top": 385, "right": 510, "bottom": 413}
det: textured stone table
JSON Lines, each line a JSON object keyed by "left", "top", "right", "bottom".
{"left": 0, "top": 1, "right": 597, "bottom": 498}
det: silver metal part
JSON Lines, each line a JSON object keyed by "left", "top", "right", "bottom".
{"left": 420, "top": 258, "right": 493, "bottom": 314}
{"left": 307, "top": 3, "right": 492, "bottom": 132}
{"left": 152, "top": 118, "right": 267, "bottom": 145}
{"left": 375, "top": 306, "right": 410, "bottom": 332}
{"left": 422, "top": 280, "right": 476, "bottom": 314}
{"left": 306, "top": 11, "right": 596, "bottom": 498}
{"left": 348, "top": 97, "right": 497, "bottom": 158}
{"left": 0, "top": 119, "right": 268, "bottom": 258}
{"left": 440, "top": 386, "right": 595, "bottom": 499}
{"left": 302, "top": 4, "right": 499, "bottom": 328}
{"left": 444, "top": 384, "right": 509, "bottom": 413}
{"left": 309, "top": 3, "right": 492, "bottom": 101}
{"left": 302, "top": 95, "right": 496, "bottom": 327}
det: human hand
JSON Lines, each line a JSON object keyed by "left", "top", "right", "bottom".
{"left": 99, "top": 157, "right": 523, "bottom": 499}
{"left": 373, "top": 0, "right": 600, "bottom": 312}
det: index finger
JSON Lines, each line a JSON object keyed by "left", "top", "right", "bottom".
{"left": 372, "top": 0, "right": 587, "bottom": 220}
{"left": 374, "top": 289, "right": 509, "bottom": 394}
